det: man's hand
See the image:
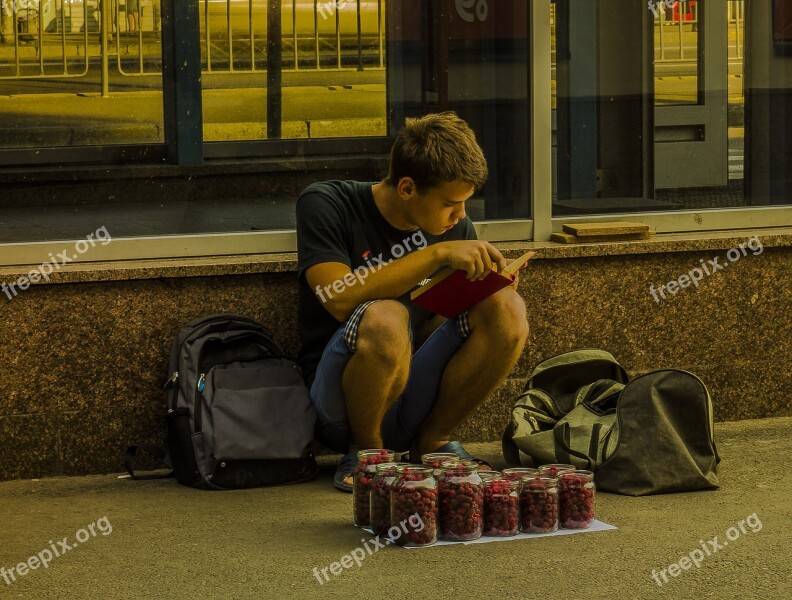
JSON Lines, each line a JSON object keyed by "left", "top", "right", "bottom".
{"left": 436, "top": 240, "right": 507, "bottom": 281}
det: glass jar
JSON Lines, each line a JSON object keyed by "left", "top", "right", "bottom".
{"left": 483, "top": 478, "right": 520, "bottom": 537}
{"left": 558, "top": 470, "right": 596, "bottom": 529}
{"left": 520, "top": 475, "right": 559, "bottom": 534}
{"left": 369, "top": 462, "right": 409, "bottom": 536}
{"left": 421, "top": 452, "right": 460, "bottom": 477}
{"left": 501, "top": 467, "right": 540, "bottom": 483}
{"left": 438, "top": 460, "right": 484, "bottom": 541}
{"left": 353, "top": 449, "right": 395, "bottom": 527}
{"left": 478, "top": 470, "right": 502, "bottom": 482}
{"left": 390, "top": 466, "right": 438, "bottom": 547}
{"left": 538, "top": 463, "right": 576, "bottom": 478}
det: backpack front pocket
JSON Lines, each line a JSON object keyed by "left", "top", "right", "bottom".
{"left": 210, "top": 386, "right": 315, "bottom": 461}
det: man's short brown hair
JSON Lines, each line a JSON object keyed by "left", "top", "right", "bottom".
{"left": 384, "top": 112, "right": 488, "bottom": 192}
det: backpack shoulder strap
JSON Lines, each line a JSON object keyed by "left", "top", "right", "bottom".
{"left": 125, "top": 444, "right": 173, "bottom": 480}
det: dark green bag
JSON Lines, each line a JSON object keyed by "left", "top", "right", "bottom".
{"left": 502, "top": 350, "right": 720, "bottom": 496}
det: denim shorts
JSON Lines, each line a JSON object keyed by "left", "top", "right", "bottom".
{"left": 309, "top": 300, "right": 471, "bottom": 454}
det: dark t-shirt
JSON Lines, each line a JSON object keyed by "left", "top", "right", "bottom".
{"left": 296, "top": 180, "right": 477, "bottom": 386}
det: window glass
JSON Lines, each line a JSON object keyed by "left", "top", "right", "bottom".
{"left": 553, "top": 0, "right": 791, "bottom": 216}
{"left": 200, "top": 0, "right": 387, "bottom": 142}
{"left": 0, "top": 0, "right": 164, "bottom": 148}
{"left": 388, "top": 0, "right": 531, "bottom": 221}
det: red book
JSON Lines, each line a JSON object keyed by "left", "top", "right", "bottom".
{"left": 410, "top": 251, "right": 535, "bottom": 318}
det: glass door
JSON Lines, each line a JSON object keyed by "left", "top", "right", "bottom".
{"left": 654, "top": 0, "right": 729, "bottom": 189}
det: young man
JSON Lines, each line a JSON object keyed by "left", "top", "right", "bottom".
{"left": 296, "top": 112, "right": 529, "bottom": 491}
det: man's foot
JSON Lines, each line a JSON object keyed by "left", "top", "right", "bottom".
{"left": 404, "top": 440, "right": 492, "bottom": 471}
{"left": 333, "top": 452, "right": 357, "bottom": 493}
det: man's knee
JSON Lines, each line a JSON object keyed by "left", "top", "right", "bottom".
{"left": 470, "top": 288, "right": 529, "bottom": 341}
{"left": 355, "top": 301, "right": 411, "bottom": 360}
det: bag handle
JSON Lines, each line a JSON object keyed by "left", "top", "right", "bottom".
{"left": 125, "top": 444, "right": 173, "bottom": 480}
{"left": 501, "top": 421, "right": 524, "bottom": 467}
{"left": 553, "top": 422, "right": 595, "bottom": 470}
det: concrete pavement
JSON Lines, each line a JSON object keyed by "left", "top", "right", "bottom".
{"left": 0, "top": 84, "right": 387, "bottom": 146}
{"left": 0, "top": 417, "right": 790, "bottom": 599}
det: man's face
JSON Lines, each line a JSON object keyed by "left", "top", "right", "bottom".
{"left": 403, "top": 180, "right": 474, "bottom": 235}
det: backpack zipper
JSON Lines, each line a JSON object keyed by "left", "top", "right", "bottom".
{"left": 195, "top": 373, "right": 206, "bottom": 433}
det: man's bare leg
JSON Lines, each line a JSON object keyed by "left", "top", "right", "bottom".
{"left": 412, "top": 287, "right": 529, "bottom": 456}
{"left": 339, "top": 301, "right": 412, "bottom": 485}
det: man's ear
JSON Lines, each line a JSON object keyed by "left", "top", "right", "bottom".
{"left": 397, "top": 177, "right": 417, "bottom": 200}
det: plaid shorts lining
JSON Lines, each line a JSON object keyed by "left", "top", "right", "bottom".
{"left": 343, "top": 301, "right": 471, "bottom": 353}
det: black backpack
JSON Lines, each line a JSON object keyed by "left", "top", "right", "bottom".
{"left": 127, "top": 314, "right": 318, "bottom": 489}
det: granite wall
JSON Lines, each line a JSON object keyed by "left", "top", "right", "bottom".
{"left": 0, "top": 231, "right": 790, "bottom": 481}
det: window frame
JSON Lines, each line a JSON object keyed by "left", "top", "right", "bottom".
{"left": 1, "top": 0, "right": 791, "bottom": 267}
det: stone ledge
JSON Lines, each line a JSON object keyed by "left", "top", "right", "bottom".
{"left": 1, "top": 227, "right": 789, "bottom": 284}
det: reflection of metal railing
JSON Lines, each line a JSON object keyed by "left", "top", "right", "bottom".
{"left": 0, "top": 0, "right": 385, "bottom": 81}
{"left": 728, "top": 0, "right": 744, "bottom": 60}
{"left": 0, "top": 0, "right": 90, "bottom": 79}
{"left": 113, "top": 0, "right": 160, "bottom": 76}
{"left": 201, "top": 0, "right": 385, "bottom": 74}
{"left": 655, "top": 0, "right": 699, "bottom": 63}
{"left": 653, "top": 0, "right": 745, "bottom": 63}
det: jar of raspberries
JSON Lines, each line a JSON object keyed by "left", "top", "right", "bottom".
{"left": 482, "top": 478, "right": 520, "bottom": 537}
{"left": 558, "top": 470, "right": 596, "bottom": 529}
{"left": 353, "top": 449, "right": 395, "bottom": 527}
{"left": 390, "top": 465, "right": 438, "bottom": 547}
{"left": 438, "top": 460, "right": 484, "bottom": 541}
{"left": 369, "top": 462, "right": 409, "bottom": 536}
{"left": 520, "top": 475, "right": 559, "bottom": 534}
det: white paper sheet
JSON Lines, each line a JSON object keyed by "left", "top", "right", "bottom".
{"left": 361, "top": 520, "right": 617, "bottom": 548}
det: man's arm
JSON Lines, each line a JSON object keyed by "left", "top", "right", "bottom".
{"left": 307, "top": 240, "right": 508, "bottom": 322}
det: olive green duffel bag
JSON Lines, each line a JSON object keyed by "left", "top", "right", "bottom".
{"left": 502, "top": 350, "right": 720, "bottom": 496}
